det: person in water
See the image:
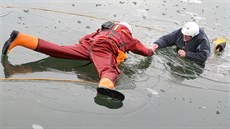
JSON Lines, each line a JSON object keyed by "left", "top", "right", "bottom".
{"left": 151, "top": 21, "right": 210, "bottom": 65}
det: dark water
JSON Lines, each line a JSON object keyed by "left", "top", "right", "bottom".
{"left": 0, "top": 0, "right": 229, "bottom": 129}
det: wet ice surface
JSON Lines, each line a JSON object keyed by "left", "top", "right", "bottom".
{"left": 0, "top": 0, "right": 229, "bottom": 129}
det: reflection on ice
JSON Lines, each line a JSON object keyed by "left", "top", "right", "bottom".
{"left": 0, "top": 9, "right": 14, "bottom": 17}
{"left": 181, "top": 0, "right": 202, "bottom": 4}
{"left": 32, "top": 124, "right": 43, "bottom": 129}
{"left": 146, "top": 88, "right": 159, "bottom": 97}
{"left": 185, "top": 11, "right": 205, "bottom": 20}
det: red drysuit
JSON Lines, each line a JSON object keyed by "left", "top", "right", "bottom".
{"left": 35, "top": 23, "right": 153, "bottom": 83}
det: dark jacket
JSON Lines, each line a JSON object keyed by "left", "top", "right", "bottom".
{"left": 154, "top": 28, "right": 210, "bottom": 63}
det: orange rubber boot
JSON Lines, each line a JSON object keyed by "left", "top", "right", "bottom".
{"left": 99, "top": 78, "right": 115, "bottom": 89}
{"left": 2, "top": 30, "right": 38, "bottom": 55}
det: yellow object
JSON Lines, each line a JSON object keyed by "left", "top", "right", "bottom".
{"left": 213, "top": 38, "right": 226, "bottom": 53}
{"left": 116, "top": 49, "right": 126, "bottom": 65}
{"left": 7, "top": 32, "right": 38, "bottom": 54}
{"left": 99, "top": 78, "right": 115, "bottom": 89}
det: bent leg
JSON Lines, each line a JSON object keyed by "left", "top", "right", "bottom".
{"left": 36, "top": 39, "right": 89, "bottom": 60}
{"left": 90, "top": 42, "right": 120, "bottom": 89}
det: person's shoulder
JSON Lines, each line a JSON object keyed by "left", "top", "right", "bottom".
{"left": 173, "top": 28, "right": 182, "bottom": 33}
{"left": 196, "top": 28, "right": 209, "bottom": 41}
{"left": 199, "top": 28, "right": 206, "bottom": 34}
{"left": 170, "top": 28, "right": 182, "bottom": 35}
{"left": 197, "top": 28, "right": 207, "bottom": 36}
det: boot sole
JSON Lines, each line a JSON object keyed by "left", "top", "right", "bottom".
{"left": 2, "top": 30, "right": 19, "bottom": 55}
{"left": 97, "top": 87, "right": 125, "bottom": 101}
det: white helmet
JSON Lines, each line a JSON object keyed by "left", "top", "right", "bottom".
{"left": 181, "top": 22, "right": 199, "bottom": 37}
{"left": 119, "top": 22, "right": 133, "bottom": 34}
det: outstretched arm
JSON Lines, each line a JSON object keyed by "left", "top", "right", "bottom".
{"left": 153, "top": 29, "right": 181, "bottom": 50}
{"left": 128, "top": 38, "right": 154, "bottom": 56}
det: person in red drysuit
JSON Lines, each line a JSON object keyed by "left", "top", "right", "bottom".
{"left": 2, "top": 21, "right": 154, "bottom": 90}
